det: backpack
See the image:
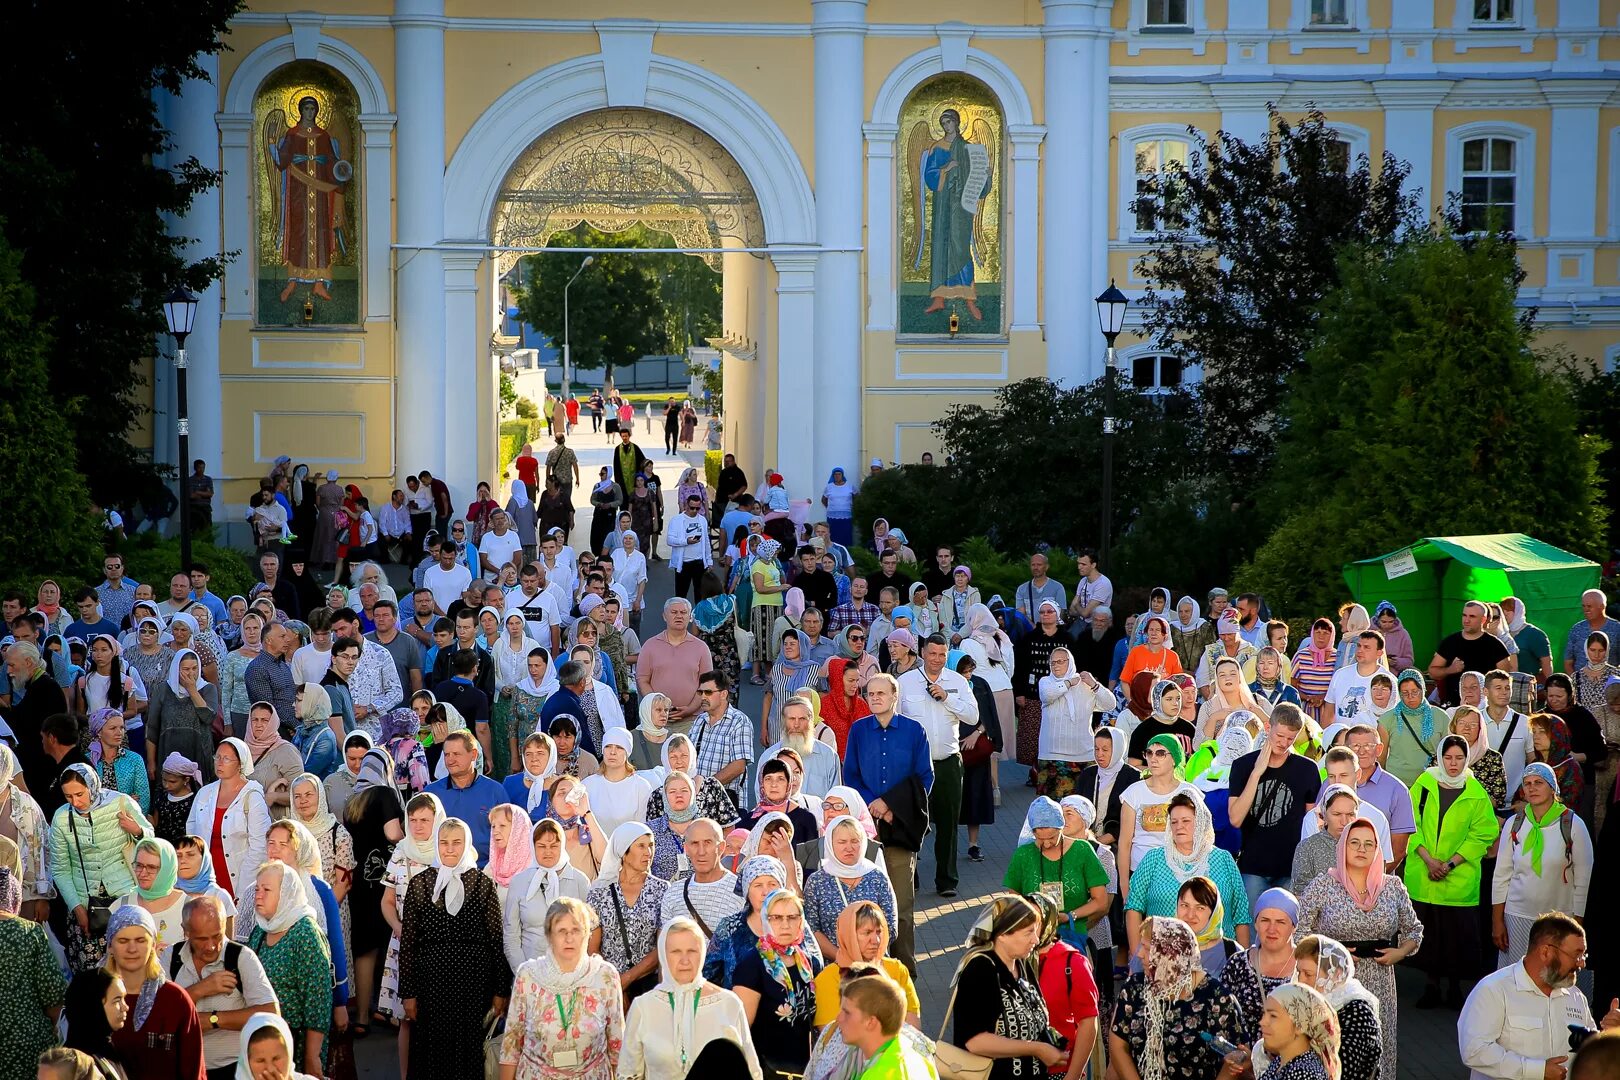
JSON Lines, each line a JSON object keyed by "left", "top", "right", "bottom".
{"left": 1508, "top": 806, "right": 1575, "bottom": 881}
{"left": 170, "top": 940, "right": 242, "bottom": 981}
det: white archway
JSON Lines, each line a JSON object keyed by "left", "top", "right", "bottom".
{"left": 219, "top": 32, "right": 395, "bottom": 321}
{"left": 864, "top": 43, "right": 1043, "bottom": 332}
{"left": 443, "top": 54, "right": 814, "bottom": 246}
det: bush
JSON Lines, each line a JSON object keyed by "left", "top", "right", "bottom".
{"left": 514, "top": 396, "right": 538, "bottom": 419}
{"left": 109, "top": 530, "right": 256, "bottom": 600}
{"left": 848, "top": 536, "right": 1075, "bottom": 610}
{"left": 705, "top": 450, "right": 722, "bottom": 490}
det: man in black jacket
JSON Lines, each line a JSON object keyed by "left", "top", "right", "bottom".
{"left": 429, "top": 608, "right": 496, "bottom": 699}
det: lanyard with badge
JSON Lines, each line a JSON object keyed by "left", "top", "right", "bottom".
{"left": 1038, "top": 842, "right": 1068, "bottom": 910}
{"left": 668, "top": 988, "right": 702, "bottom": 1071}
{"left": 553, "top": 990, "right": 581, "bottom": 1068}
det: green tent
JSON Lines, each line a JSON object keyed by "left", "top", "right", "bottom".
{"left": 1341, "top": 534, "right": 1600, "bottom": 669}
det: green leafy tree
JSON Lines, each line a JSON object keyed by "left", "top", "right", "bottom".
{"left": 1567, "top": 362, "right": 1620, "bottom": 554}
{"left": 1131, "top": 107, "right": 1420, "bottom": 491}
{"left": 1239, "top": 229, "right": 1608, "bottom": 617}
{"left": 0, "top": 1, "right": 241, "bottom": 506}
{"left": 499, "top": 371, "right": 517, "bottom": 417}
{"left": 516, "top": 226, "right": 672, "bottom": 369}
{"left": 0, "top": 228, "right": 103, "bottom": 590}
{"left": 656, "top": 252, "right": 721, "bottom": 355}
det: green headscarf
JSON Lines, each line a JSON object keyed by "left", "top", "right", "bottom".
{"left": 1144, "top": 733, "right": 1186, "bottom": 779}
{"left": 134, "top": 837, "right": 179, "bottom": 900}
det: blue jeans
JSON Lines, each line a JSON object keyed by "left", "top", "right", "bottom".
{"left": 1241, "top": 873, "right": 1292, "bottom": 928}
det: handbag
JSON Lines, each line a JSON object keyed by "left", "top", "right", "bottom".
{"left": 68, "top": 810, "right": 117, "bottom": 938}
{"left": 960, "top": 726, "right": 995, "bottom": 768}
{"left": 482, "top": 1008, "right": 506, "bottom": 1080}
{"left": 933, "top": 960, "right": 994, "bottom": 1080}
{"left": 734, "top": 623, "right": 757, "bottom": 666}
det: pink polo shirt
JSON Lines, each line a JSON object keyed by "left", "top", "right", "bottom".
{"left": 636, "top": 632, "right": 714, "bottom": 722}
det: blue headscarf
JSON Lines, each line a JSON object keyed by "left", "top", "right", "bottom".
{"left": 176, "top": 838, "right": 216, "bottom": 895}
{"left": 827, "top": 467, "right": 847, "bottom": 485}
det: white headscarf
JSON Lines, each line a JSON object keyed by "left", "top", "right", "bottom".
{"left": 594, "top": 820, "right": 654, "bottom": 886}
{"left": 1505, "top": 597, "right": 1527, "bottom": 634}
{"left": 637, "top": 693, "right": 672, "bottom": 739}
{"left": 521, "top": 734, "right": 559, "bottom": 814}
{"left": 1092, "top": 727, "right": 1128, "bottom": 803}
{"left": 255, "top": 861, "right": 316, "bottom": 935}
{"left": 1196, "top": 728, "right": 1254, "bottom": 791}
{"left": 509, "top": 476, "right": 531, "bottom": 510}
{"left": 1160, "top": 796, "right": 1216, "bottom": 882}
{"left": 601, "top": 725, "right": 634, "bottom": 761}
{"left": 234, "top": 1013, "right": 299, "bottom": 1080}
{"left": 660, "top": 733, "right": 696, "bottom": 774}
{"left": 655, "top": 918, "right": 711, "bottom": 1068}
{"left": 430, "top": 817, "right": 480, "bottom": 916}
{"left": 516, "top": 648, "right": 559, "bottom": 698}
{"left": 818, "top": 814, "right": 881, "bottom": 881}
{"left": 523, "top": 820, "right": 564, "bottom": 904}
{"left": 1302, "top": 935, "right": 1380, "bottom": 1018}
{"left": 398, "top": 792, "right": 447, "bottom": 866}
{"left": 166, "top": 648, "right": 210, "bottom": 697}
{"left": 823, "top": 785, "right": 879, "bottom": 841}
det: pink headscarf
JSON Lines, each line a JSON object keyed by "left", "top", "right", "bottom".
{"left": 783, "top": 587, "right": 806, "bottom": 621}
{"left": 486, "top": 804, "right": 534, "bottom": 888}
{"left": 1329, "top": 817, "right": 1386, "bottom": 913}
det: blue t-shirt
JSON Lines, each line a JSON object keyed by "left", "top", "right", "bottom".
{"left": 65, "top": 618, "right": 121, "bottom": 643}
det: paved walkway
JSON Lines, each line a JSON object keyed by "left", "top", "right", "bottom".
{"left": 353, "top": 437, "right": 1468, "bottom": 1074}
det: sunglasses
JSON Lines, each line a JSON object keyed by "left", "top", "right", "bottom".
{"left": 848, "top": 634, "right": 866, "bottom": 641}
{"left": 140, "top": 626, "right": 158, "bottom": 634}
{"left": 1144, "top": 748, "right": 1172, "bottom": 759}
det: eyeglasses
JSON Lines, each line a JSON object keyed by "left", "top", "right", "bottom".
{"left": 1143, "top": 748, "right": 1171, "bottom": 759}
{"left": 139, "top": 626, "right": 158, "bottom": 634}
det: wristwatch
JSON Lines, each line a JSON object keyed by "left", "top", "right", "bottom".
{"left": 209, "top": 1012, "right": 220, "bottom": 1030}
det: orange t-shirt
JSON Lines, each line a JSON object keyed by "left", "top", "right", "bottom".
{"left": 1119, "top": 644, "right": 1185, "bottom": 688}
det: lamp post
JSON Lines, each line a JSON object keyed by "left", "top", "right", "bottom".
{"left": 162, "top": 287, "right": 200, "bottom": 572}
{"left": 561, "top": 255, "right": 594, "bottom": 401}
{"left": 1094, "top": 280, "right": 1128, "bottom": 569}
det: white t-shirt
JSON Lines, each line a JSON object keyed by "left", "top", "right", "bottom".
{"left": 614, "top": 552, "right": 649, "bottom": 610}
{"left": 822, "top": 483, "right": 855, "bottom": 515}
{"left": 504, "top": 588, "right": 561, "bottom": 645}
{"left": 1323, "top": 664, "right": 1384, "bottom": 727}
{"left": 1299, "top": 799, "right": 1394, "bottom": 861}
{"left": 110, "top": 893, "right": 194, "bottom": 955}
{"left": 479, "top": 530, "right": 524, "bottom": 577}
{"left": 425, "top": 562, "right": 473, "bottom": 614}
{"left": 291, "top": 642, "right": 333, "bottom": 686}
{"left": 1120, "top": 780, "right": 1204, "bottom": 870}
{"left": 580, "top": 773, "right": 653, "bottom": 839}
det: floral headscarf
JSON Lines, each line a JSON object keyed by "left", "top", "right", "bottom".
{"left": 1267, "top": 984, "right": 1342, "bottom": 1080}
{"left": 1139, "top": 917, "right": 1202, "bottom": 1080}
{"left": 1298, "top": 934, "right": 1379, "bottom": 1018}
{"left": 1528, "top": 716, "right": 1584, "bottom": 805}
{"left": 1161, "top": 797, "right": 1217, "bottom": 882}
{"left": 487, "top": 804, "right": 535, "bottom": 888}
{"left": 755, "top": 889, "right": 815, "bottom": 995}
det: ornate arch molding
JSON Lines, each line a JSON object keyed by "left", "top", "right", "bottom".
{"left": 219, "top": 30, "right": 395, "bottom": 320}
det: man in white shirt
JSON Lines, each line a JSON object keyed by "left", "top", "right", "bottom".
{"left": 504, "top": 564, "right": 563, "bottom": 653}
{"left": 424, "top": 539, "right": 473, "bottom": 615}
{"left": 477, "top": 510, "right": 524, "bottom": 581}
{"left": 657, "top": 817, "right": 743, "bottom": 933}
{"left": 896, "top": 634, "right": 977, "bottom": 898}
{"left": 1066, "top": 548, "right": 1113, "bottom": 631}
{"left": 291, "top": 608, "right": 334, "bottom": 685}
{"left": 1459, "top": 911, "right": 1619, "bottom": 1079}
{"left": 761, "top": 697, "right": 842, "bottom": 797}
{"left": 377, "top": 489, "right": 411, "bottom": 561}
{"left": 1323, "top": 629, "right": 1388, "bottom": 727}
{"left": 1482, "top": 667, "right": 1532, "bottom": 805}
{"left": 164, "top": 896, "right": 280, "bottom": 1080}
{"left": 667, "top": 491, "right": 711, "bottom": 603}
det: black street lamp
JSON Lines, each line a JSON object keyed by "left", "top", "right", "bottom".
{"left": 163, "top": 286, "right": 199, "bottom": 572}
{"left": 1095, "top": 280, "right": 1128, "bottom": 568}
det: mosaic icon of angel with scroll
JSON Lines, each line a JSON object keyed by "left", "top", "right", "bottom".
{"left": 907, "top": 108, "right": 995, "bottom": 322}
{"left": 263, "top": 95, "right": 352, "bottom": 303}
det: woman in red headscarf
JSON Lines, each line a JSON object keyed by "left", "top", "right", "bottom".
{"left": 820, "top": 656, "right": 872, "bottom": 758}
{"left": 333, "top": 485, "right": 366, "bottom": 586}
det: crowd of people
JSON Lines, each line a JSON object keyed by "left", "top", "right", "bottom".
{"left": 4, "top": 443, "right": 1620, "bottom": 1080}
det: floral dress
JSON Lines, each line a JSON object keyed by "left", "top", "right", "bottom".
{"left": 645, "top": 777, "right": 741, "bottom": 830}
{"left": 511, "top": 685, "right": 550, "bottom": 748}
{"left": 501, "top": 958, "right": 625, "bottom": 1079}
{"left": 250, "top": 916, "right": 333, "bottom": 1070}
{"left": 1219, "top": 947, "right": 1295, "bottom": 1043}
{"left": 1111, "top": 973, "right": 1248, "bottom": 1080}
{"left": 692, "top": 620, "right": 741, "bottom": 693}
{"left": 585, "top": 877, "right": 669, "bottom": 973}
{"left": 1296, "top": 873, "right": 1423, "bottom": 1077}
{"left": 376, "top": 847, "right": 433, "bottom": 1018}
{"left": 802, "top": 869, "right": 897, "bottom": 945}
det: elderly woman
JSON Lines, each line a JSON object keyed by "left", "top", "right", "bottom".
{"left": 1405, "top": 731, "right": 1498, "bottom": 1009}
{"left": 1110, "top": 915, "right": 1247, "bottom": 1080}
{"left": 810, "top": 898, "right": 919, "bottom": 1030}
{"left": 1294, "top": 935, "right": 1380, "bottom": 1080}
{"left": 951, "top": 894, "right": 1065, "bottom": 1080}
{"left": 705, "top": 855, "right": 807, "bottom": 989}
{"left": 586, "top": 821, "right": 668, "bottom": 1004}
{"left": 290, "top": 682, "right": 340, "bottom": 780}
{"left": 48, "top": 763, "right": 152, "bottom": 971}
{"left": 733, "top": 888, "right": 824, "bottom": 1080}
{"left": 1450, "top": 704, "right": 1507, "bottom": 810}
{"left": 748, "top": 539, "right": 788, "bottom": 684}
{"left": 1002, "top": 796, "right": 1110, "bottom": 954}
{"left": 1376, "top": 668, "right": 1440, "bottom": 784}
{"left": 802, "top": 813, "right": 898, "bottom": 956}
{"left": 621, "top": 918, "right": 762, "bottom": 1080}
{"left": 643, "top": 732, "right": 740, "bottom": 827}
{"left": 377, "top": 792, "right": 441, "bottom": 1056}
{"left": 103, "top": 905, "right": 205, "bottom": 1080}
{"left": 500, "top": 895, "right": 624, "bottom": 1080}
{"left": 1124, "top": 783, "right": 1246, "bottom": 943}
{"left": 486, "top": 803, "right": 534, "bottom": 906}
{"left": 218, "top": 610, "right": 266, "bottom": 738}
{"left": 508, "top": 731, "right": 557, "bottom": 814}
{"left": 504, "top": 817, "right": 593, "bottom": 972}
{"left": 145, "top": 648, "right": 220, "bottom": 786}
{"left": 1222, "top": 887, "right": 1302, "bottom": 1041}
{"left": 0, "top": 863, "right": 66, "bottom": 1080}
{"left": 1033, "top": 646, "right": 1117, "bottom": 799}
{"left": 1296, "top": 818, "right": 1423, "bottom": 1075}
{"left": 249, "top": 860, "right": 331, "bottom": 1076}
{"left": 400, "top": 818, "right": 511, "bottom": 1079}
{"left": 646, "top": 770, "right": 703, "bottom": 880}
{"left": 186, "top": 739, "right": 271, "bottom": 939}
{"left": 242, "top": 702, "right": 304, "bottom": 820}
{"left": 234, "top": 1012, "right": 322, "bottom": 1080}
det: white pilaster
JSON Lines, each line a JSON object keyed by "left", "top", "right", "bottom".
{"left": 394, "top": 0, "right": 447, "bottom": 484}
{"left": 1210, "top": 83, "right": 1273, "bottom": 147}
{"left": 1008, "top": 126, "right": 1046, "bottom": 333}
{"left": 863, "top": 123, "right": 897, "bottom": 332}
{"left": 359, "top": 115, "right": 396, "bottom": 320}
{"left": 1543, "top": 83, "right": 1609, "bottom": 242}
{"left": 1372, "top": 82, "right": 1448, "bottom": 219}
{"left": 812, "top": 0, "right": 866, "bottom": 485}
{"left": 442, "top": 253, "right": 484, "bottom": 497}
{"left": 771, "top": 252, "right": 818, "bottom": 478}
{"left": 1042, "top": 0, "right": 1108, "bottom": 385}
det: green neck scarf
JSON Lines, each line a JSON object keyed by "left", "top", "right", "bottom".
{"left": 1523, "top": 800, "right": 1566, "bottom": 877}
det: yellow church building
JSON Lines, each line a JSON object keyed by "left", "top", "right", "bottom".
{"left": 152, "top": 0, "right": 1620, "bottom": 514}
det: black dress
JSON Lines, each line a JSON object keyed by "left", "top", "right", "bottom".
{"left": 398, "top": 869, "right": 512, "bottom": 1080}
{"left": 952, "top": 950, "right": 1055, "bottom": 1080}
{"left": 960, "top": 672, "right": 1001, "bottom": 827}
{"left": 344, "top": 787, "right": 404, "bottom": 955}
{"left": 733, "top": 947, "right": 822, "bottom": 1079}
{"left": 153, "top": 791, "right": 196, "bottom": 847}
{"left": 1335, "top": 998, "right": 1381, "bottom": 1080}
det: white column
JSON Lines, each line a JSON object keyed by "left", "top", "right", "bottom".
{"left": 863, "top": 123, "right": 897, "bottom": 332}
{"left": 772, "top": 252, "right": 818, "bottom": 477}
{"left": 162, "top": 53, "right": 223, "bottom": 489}
{"left": 1041, "top": 0, "right": 1103, "bottom": 385}
{"left": 1008, "top": 127, "right": 1046, "bottom": 332}
{"left": 442, "top": 253, "right": 484, "bottom": 499}
{"left": 1373, "top": 82, "right": 1447, "bottom": 219}
{"left": 359, "top": 116, "right": 396, "bottom": 321}
{"left": 394, "top": 0, "right": 447, "bottom": 484}
{"left": 1543, "top": 83, "right": 1608, "bottom": 241}
{"left": 812, "top": 0, "right": 864, "bottom": 488}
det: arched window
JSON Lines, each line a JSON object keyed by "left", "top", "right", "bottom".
{"left": 1121, "top": 126, "right": 1196, "bottom": 238}
{"left": 1447, "top": 123, "right": 1534, "bottom": 238}
{"left": 1126, "top": 350, "right": 1202, "bottom": 396}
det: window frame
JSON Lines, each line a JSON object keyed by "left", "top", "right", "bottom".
{"left": 1469, "top": 0, "right": 1519, "bottom": 26}
{"left": 1291, "top": 0, "right": 1369, "bottom": 31}
{"left": 1446, "top": 123, "right": 1535, "bottom": 239}
{"left": 1120, "top": 125, "right": 1199, "bottom": 241}
{"left": 1120, "top": 345, "right": 1202, "bottom": 397}
{"left": 1132, "top": 0, "right": 1203, "bottom": 33}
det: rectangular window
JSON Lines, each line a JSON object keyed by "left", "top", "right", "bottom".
{"left": 1460, "top": 137, "right": 1516, "bottom": 233}
{"left": 1471, "top": 0, "right": 1516, "bottom": 23}
{"left": 1145, "top": 0, "right": 1190, "bottom": 27}
{"left": 1309, "top": 0, "right": 1349, "bottom": 25}
{"left": 1327, "top": 139, "right": 1351, "bottom": 172}
{"left": 1133, "top": 138, "right": 1191, "bottom": 233}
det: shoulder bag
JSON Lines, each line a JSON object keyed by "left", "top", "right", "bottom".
{"left": 933, "top": 956, "right": 995, "bottom": 1080}
{"left": 612, "top": 885, "right": 660, "bottom": 1002}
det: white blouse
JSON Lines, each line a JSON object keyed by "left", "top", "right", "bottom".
{"left": 502, "top": 863, "right": 592, "bottom": 973}
{"left": 580, "top": 772, "right": 653, "bottom": 839}
{"left": 619, "top": 985, "right": 763, "bottom": 1080}
{"left": 1036, "top": 675, "right": 1118, "bottom": 763}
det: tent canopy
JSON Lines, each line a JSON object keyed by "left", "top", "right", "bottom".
{"left": 1341, "top": 534, "right": 1600, "bottom": 670}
